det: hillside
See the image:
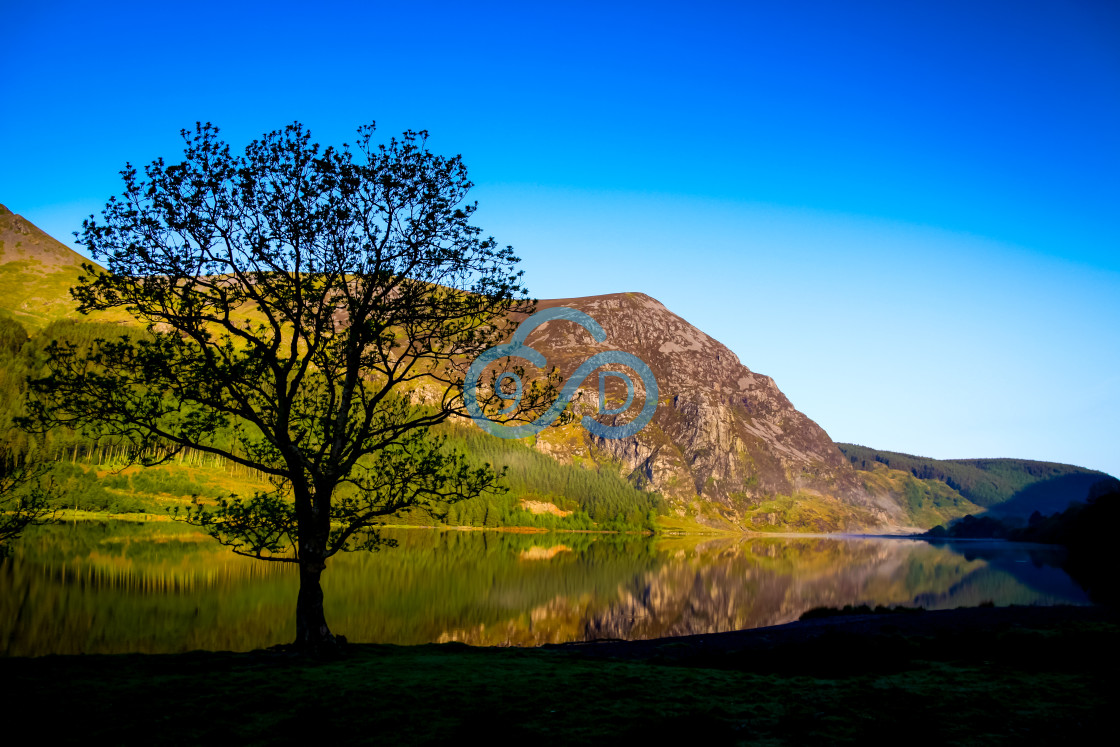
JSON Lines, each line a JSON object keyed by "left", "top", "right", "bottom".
{"left": 0, "top": 204, "right": 99, "bottom": 330}
{"left": 850, "top": 462, "right": 984, "bottom": 529}
{"left": 1, "top": 204, "right": 1083, "bottom": 533}
{"left": 838, "top": 443, "right": 1115, "bottom": 519}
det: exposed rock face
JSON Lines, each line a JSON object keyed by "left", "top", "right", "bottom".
{"left": 506, "top": 293, "right": 880, "bottom": 525}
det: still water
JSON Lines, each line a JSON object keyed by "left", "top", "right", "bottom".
{"left": 0, "top": 521, "right": 1090, "bottom": 656}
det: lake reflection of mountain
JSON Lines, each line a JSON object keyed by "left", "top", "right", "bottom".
{"left": 0, "top": 523, "right": 1090, "bottom": 656}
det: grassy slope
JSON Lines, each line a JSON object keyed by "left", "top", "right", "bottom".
{"left": 3, "top": 607, "right": 1114, "bottom": 744}
{"left": 0, "top": 204, "right": 130, "bottom": 331}
{"left": 44, "top": 459, "right": 273, "bottom": 516}
{"left": 839, "top": 443, "right": 1115, "bottom": 518}
{"left": 728, "top": 491, "right": 883, "bottom": 533}
{"left": 855, "top": 462, "right": 983, "bottom": 528}
{"left": 0, "top": 203, "right": 84, "bottom": 331}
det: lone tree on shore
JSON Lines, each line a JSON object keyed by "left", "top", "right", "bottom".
{"left": 22, "top": 121, "right": 553, "bottom": 647}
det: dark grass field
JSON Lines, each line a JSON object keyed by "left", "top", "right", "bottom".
{"left": 4, "top": 605, "right": 1115, "bottom": 745}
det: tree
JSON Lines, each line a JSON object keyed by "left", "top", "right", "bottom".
{"left": 0, "top": 448, "right": 55, "bottom": 558}
{"left": 21, "top": 121, "right": 556, "bottom": 648}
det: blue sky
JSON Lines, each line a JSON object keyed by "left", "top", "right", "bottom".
{"left": 2, "top": 1, "right": 1118, "bottom": 476}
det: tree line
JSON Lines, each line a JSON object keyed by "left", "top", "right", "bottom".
{"left": 1, "top": 314, "right": 664, "bottom": 530}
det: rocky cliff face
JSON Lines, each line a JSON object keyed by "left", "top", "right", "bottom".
{"left": 505, "top": 293, "right": 895, "bottom": 528}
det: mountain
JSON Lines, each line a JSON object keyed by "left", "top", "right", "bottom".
{"left": 5, "top": 205, "right": 1106, "bottom": 532}
{"left": 506, "top": 294, "right": 906, "bottom": 530}
{"left": 0, "top": 204, "right": 104, "bottom": 331}
{"left": 838, "top": 443, "right": 1115, "bottom": 520}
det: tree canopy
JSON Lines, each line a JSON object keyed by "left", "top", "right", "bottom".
{"left": 22, "top": 121, "right": 556, "bottom": 646}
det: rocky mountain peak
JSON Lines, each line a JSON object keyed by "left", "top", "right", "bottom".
{"left": 512, "top": 292, "right": 875, "bottom": 526}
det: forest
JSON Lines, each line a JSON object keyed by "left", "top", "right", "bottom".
{"left": 0, "top": 315, "right": 665, "bottom": 534}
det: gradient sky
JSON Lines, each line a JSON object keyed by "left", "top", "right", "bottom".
{"left": 3, "top": 1, "right": 1118, "bottom": 476}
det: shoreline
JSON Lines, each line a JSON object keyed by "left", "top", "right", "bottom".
{"left": 4, "top": 602, "right": 1108, "bottom": 661}
{"left": 39, "top": 512, "right": 956, "bottom": 539}
{"left": 543, "top": 603, "right": 1112, "bottom": 662}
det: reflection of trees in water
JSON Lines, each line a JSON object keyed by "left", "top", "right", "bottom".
{"left": 0, "top": 525, "right": 1092, "bottom": 655}
{"left": 912, "top": 540, "right": 1089, "bottom": 608}
{"left": 2, "top": 524, "right": 661, "bottom": 653}
{"left": 1, "top": 522, "right": 299, "bottom": 655}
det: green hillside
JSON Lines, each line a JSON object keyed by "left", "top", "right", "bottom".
{"left": 0, "top": 204, "right": 90, "bottom": 330}
{"left": 838, "top": 443, "right": 1115, "bottom": 519}
{"left": 852, "top": 462, "right": 983, "bottom": 528}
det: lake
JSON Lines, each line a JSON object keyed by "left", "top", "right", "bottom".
{"left": 0, "top": 521, "right": 1090, "bottom": 656}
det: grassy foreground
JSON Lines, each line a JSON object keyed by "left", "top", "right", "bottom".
{"left": 4, "top": 606, "right": 1115, "bottom": 745}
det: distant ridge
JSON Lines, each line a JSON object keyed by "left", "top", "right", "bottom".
{"left": 838, "top": 443, "right": 1115, "bottom": 519}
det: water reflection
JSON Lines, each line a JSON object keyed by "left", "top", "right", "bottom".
{"left": 0, "top": 522, "right": 1090, "bottom": 656}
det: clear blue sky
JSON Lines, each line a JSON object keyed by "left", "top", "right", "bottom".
{"left": 3, "top": 1, "right": 1118, "bottom": 476}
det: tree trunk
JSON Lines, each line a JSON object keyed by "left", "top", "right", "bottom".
{"left": 291, "top": 473, "right": 338, "bottom": 651}
{"left": 294, "top": 557, "right": 335, "bottom": 647}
